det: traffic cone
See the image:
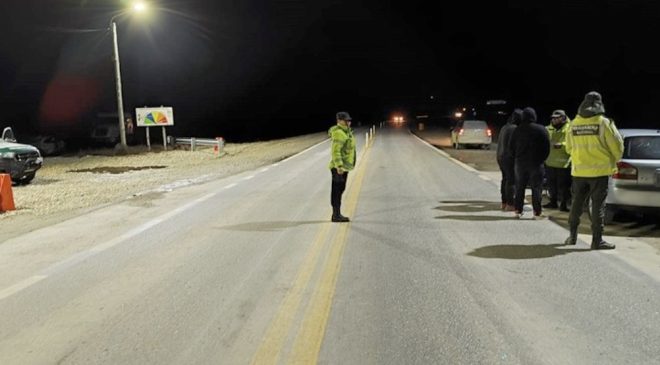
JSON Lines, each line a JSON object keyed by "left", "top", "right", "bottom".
{"left": 0, "top": 174, "right": 15, "bottom": 212}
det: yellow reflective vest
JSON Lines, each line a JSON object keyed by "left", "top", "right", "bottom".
{"left": 545, "top": 120, "right": 571, "bottom": 168}
{"left": 565, "top": 115, "right": 624, "bottom": 177}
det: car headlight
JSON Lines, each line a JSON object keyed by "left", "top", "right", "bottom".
{"left": 1, "top": 151, "right": 16, "bottom": 159}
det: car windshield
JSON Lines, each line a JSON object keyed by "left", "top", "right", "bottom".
{"left": 464, "top": 121, "right": 487, "bottom": 129}
{"left": 624, "top": 135, "right": 660, "bottom": 159}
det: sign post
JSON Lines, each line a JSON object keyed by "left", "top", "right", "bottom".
{"left": 136, "top": 107, "right": 175, "bottom": 151}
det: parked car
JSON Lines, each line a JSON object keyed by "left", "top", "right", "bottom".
{"left": 589, "top": 129, "right": 660, "bottom": 224}
{"left": 24, "top": 135, "right": 66, "bottom": 156}
{"left": 0, "top": 127, "right": 43, "bottom": 184}
{"left": 451, "top": 120, "right": 492, "bottom": 149}
{"left": 90, "top": 123, "right": 120, "bottom": 147}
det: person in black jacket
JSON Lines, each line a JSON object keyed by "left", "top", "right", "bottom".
{"left": 496, "top": 109, "right": 522, "bottom": 211}
{"left": 508, "top": 107, "right": 551, "bottom": 218}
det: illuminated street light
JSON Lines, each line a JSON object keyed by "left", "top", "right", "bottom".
{"left": 110, "top": 2, "right": 149, "bottom": 151}
{"left": 133, "top": 1, "right": 148, "bottom": 13}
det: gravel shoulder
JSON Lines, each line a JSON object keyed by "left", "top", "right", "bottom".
{"left": 0, "top": 132, "right": 328, "bottom": 242}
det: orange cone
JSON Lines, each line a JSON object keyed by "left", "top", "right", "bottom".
{"left": 0, "top": 174, "right": 15, "bottom": 212}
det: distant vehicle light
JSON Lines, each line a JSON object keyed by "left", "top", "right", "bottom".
{"left": 455, "top": 112, "right": 463, "bottom": 118}
{"left": 459, "top": 128, "right": 464, "bottom": 135}
{"left": 486, "top": 128, "right": 492, "bottom": 137}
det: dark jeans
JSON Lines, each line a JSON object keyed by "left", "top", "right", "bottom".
{"left": 331, "top": 168, "right": 348, "bottom": 211}
{"left": 546, "top": 166, "right": 572, "bottom": 206}
{"left": 568, "top": 176, "right": 609, "bottom": 241}
{"left": 499, "top": 159, "right": 515, "bottom": 206}
{"left": 514, "top": 163, "right": 544, "bottom": 214}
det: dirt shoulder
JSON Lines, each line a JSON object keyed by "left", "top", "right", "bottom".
{"left": 412, "top": 125, "right": 660, "bottom": 253}
{"left": 1, "top": 133, "right": 328, "bottom": 242}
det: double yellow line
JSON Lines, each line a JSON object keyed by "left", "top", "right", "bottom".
{"left": 252, "top": 134, "right": 374, "bottom": 365}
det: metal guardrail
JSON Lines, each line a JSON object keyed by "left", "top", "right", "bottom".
{"left": 174, "top": 137, "right": 225, "bottom": 156}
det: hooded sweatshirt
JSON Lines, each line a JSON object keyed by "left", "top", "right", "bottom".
{"left": 508, "top": 107, "right": 551, "bottom": 168}
{"left": 496, "top": 109, "right": 522, "bottom": 165}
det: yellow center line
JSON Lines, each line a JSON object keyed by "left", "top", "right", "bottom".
{"left": 287, "top": 138, "right": 372, "bottom": 364}
{"left": 251, "top": 135, "right": 374, "bottom": 365}
{"left": 251, "top": 221, "right": 333, "bottom": 365}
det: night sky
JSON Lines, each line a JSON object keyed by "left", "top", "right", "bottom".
{"left": 1, "top": 0, "right": 659, "bottom": 142}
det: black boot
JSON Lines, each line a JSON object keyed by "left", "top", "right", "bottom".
{"left": 331, "top": 207, "right": 350, "bottom": 223}
{"left": 564, "top": 227, "right": 578, "bottom": 245}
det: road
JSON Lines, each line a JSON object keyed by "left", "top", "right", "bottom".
{"left": 414, "top": 125, "right": 660, "bottom": 251}
{"left": 1, "top": 126, "right": 659, "bottom": 364}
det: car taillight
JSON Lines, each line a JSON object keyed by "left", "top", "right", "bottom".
{"left": 486, "top": 128, "right": 492, "bottom": 137}
{"left": 459, "top": 128, "right": 464, "bottom": 135}
{"left": 613, "top": 162, "right": 638, "bottom": 180}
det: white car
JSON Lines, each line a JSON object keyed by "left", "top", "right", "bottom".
{"left": 600, "top": 129, "right": 660, "bottom": 223}
{"left": 451, "top": 120, "right": 492, "bottom": 149}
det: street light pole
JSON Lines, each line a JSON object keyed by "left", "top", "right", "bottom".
{"left": 111, "top": 21, "right": 128, "bottom": 151}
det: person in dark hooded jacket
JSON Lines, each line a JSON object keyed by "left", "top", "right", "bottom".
{"left": 496, "top": 109, "right": 522, "bottom": 211}
{"left": 508, "top": 107, "right": 551, "bottom": 218}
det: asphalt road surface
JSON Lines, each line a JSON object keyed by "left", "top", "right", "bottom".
{"left": 1, "top": 126, "right": 659, "bottom": 365}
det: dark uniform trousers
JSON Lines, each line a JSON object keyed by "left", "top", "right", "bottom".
{"left": 546, "top": 166, "right": 572, "bottom": 205}
{"left": 331, "top": 168, "right": 348, "bottom": 210}
{"left": 568, "top": 176, "right": 609, "bottom": 241}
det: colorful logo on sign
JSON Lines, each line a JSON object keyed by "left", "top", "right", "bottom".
{"left": 144, "top": 111, "right": 169, "bottom": 125}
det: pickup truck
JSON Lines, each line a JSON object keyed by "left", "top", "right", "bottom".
{"left": 0, "top": 127, "right": 43, "bottom": 184}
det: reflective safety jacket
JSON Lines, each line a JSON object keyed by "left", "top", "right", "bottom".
{"left": 328, "top": 124, "right": 356, "bottom": 171}
{"left": 565, "top": 115, "right": 624, "bottom": 177}
{"left": 545, "top": 121, "right": 571, "bottom": 168}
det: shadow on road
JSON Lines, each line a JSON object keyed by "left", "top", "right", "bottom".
{"left": 217, "top": 220, "right": 327, "bottom": 232}
{"left": 436, "top": 215, "right": 518, "bottom": 221}
{"left": 468, "top": 243, "right": 588, "bottom": 259}
{"left": 435, "top": 200, "right": 501, "bottom": 213}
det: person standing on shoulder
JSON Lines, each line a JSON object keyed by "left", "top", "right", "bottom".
{"left": 508, "top": 107, "right": 551, "bottom": 219}
{"left": 496, "top": 109, "right": 522, "bottom": 211}
{"left": 564, "top": 92, "right": 623, "bottom": 250}
{"left": 328, "top": 111, "right": 356, "bottom": 222}
{"left": 544, "top": 109, "right": 572, "bottom": 212}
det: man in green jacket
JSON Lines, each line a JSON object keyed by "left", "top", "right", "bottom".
{"left": 544, "top": 109, "right": 572, "bottom": 212}
{"left": 328, "top": 111, "right": 356, "bottom": 222}
{"left": 564, "top": 92, "right": 624, "bottom": 250}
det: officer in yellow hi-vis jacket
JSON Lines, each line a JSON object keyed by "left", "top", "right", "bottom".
{"left": 564, "top": 92, "right": 624, "bottom": 249}
{"left": 328, "top": 111, "right": 356, "bottom": 222}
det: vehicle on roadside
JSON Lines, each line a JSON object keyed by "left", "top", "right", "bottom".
{"left": 451, "top": 120, "right": 492, "bottom": 149}
{"left": 0, "top": 127, "right": 43, "bottom": 184}
{"left": 589, "top": 129, "right": 660, "bottom": 224}
{"left": 24, "top": 135, "right": 66, "bottom": 156}
{"left": 90, "top": 112, "right": 135, "bottom": 147}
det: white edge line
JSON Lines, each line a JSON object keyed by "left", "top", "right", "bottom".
{"left": 274, "top": 138, "right": 330, "bottom": 165}
{"left": 410, "top": 132, "right": 479, "bottom": 173}
{"left": 0, "top": 193, "right": 217, "bottom": 301}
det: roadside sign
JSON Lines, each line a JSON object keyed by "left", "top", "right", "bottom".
{"left": 136, "top": 107, "right": 175, "bottom": 127}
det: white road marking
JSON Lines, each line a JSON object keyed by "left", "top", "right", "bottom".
{"left": 243, "top": 175, "right": 255, "bottom": 181}
{"left": 224, "top": 183, "right": 237, "bottom": 189}
{"left": 259, "top": 168, "right": 270, "bottom": 173}
{"left": 0, "top": 193, "right": 217, "bottom": 302}
{"left": 410, "top": 132, "right": 479, "bottom": 173}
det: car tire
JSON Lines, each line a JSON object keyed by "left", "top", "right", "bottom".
{"left": 603, "top": 205, "right": 616, "bottom": 225}
{"left": 15, "top": 172, "right": 36, "bottom": 185}
{"left": 586, "top": 201, "right": 616, "bottom": 225}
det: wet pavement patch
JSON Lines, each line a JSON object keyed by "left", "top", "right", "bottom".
{"left": 68, "top": 166, "right": 167, "bottom": 174}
